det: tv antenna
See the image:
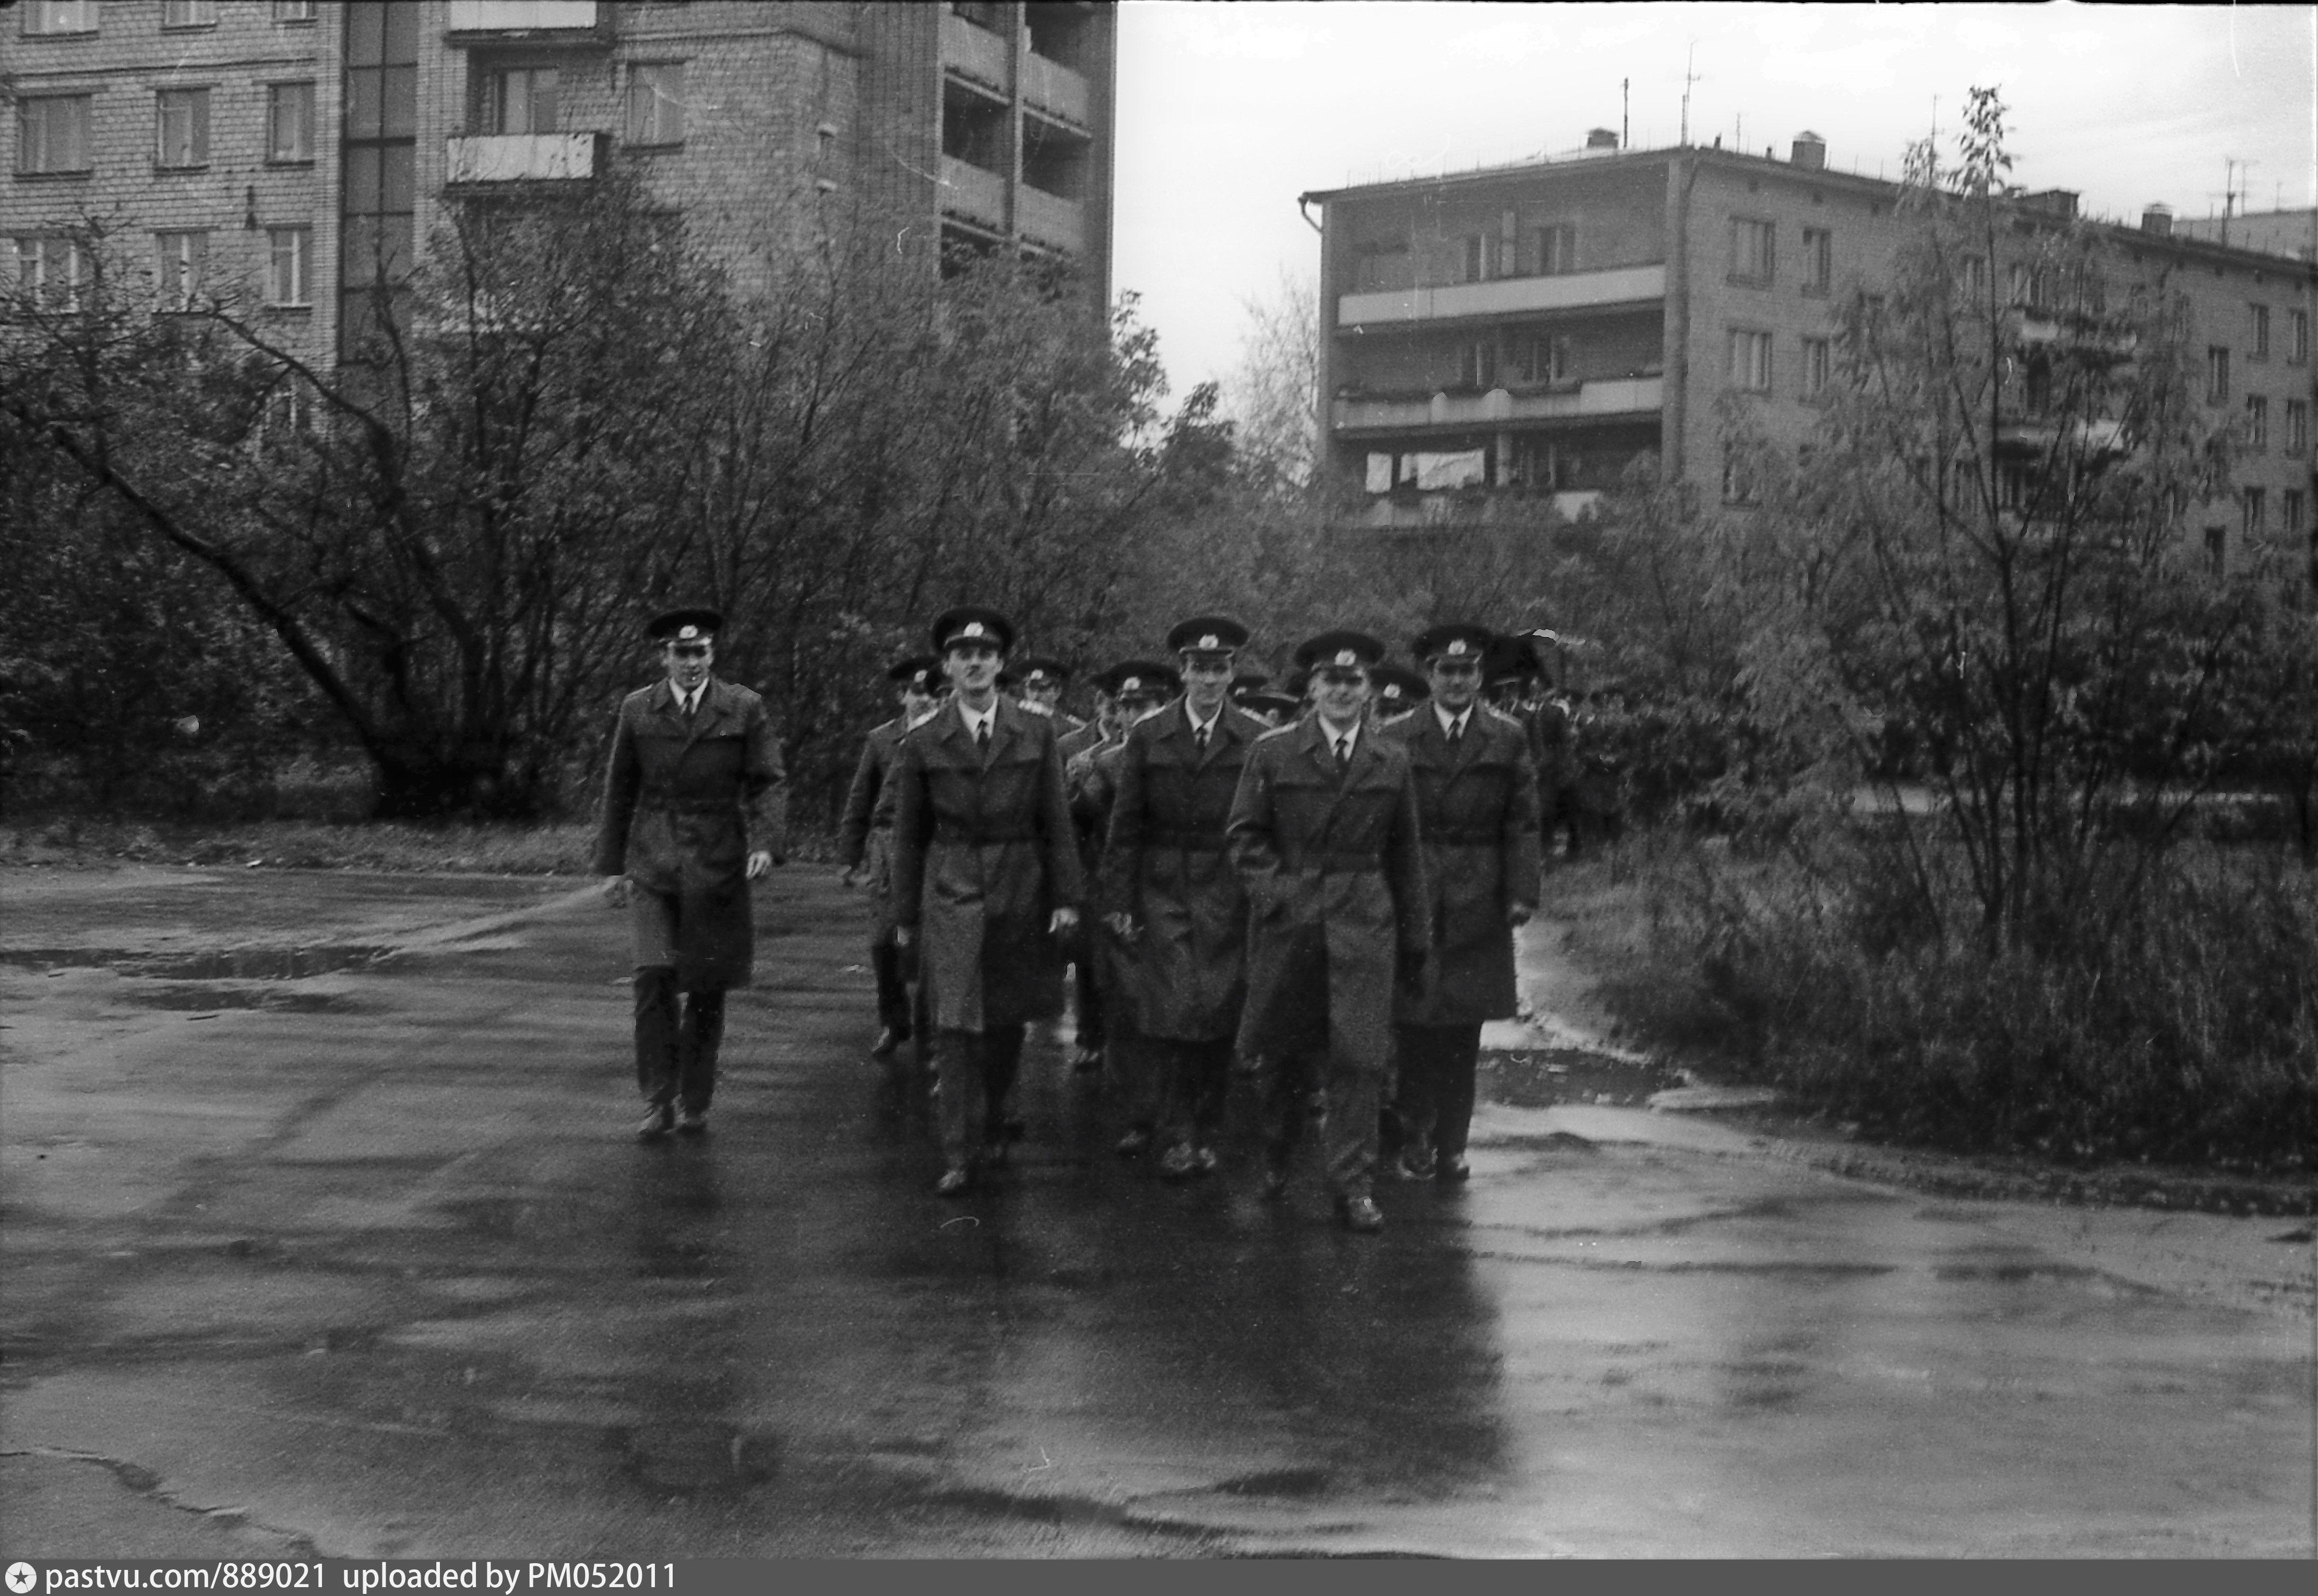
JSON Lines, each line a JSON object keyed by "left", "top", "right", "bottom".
{"left": 1680, "top": 43, "right": 1702, "bottom": 146}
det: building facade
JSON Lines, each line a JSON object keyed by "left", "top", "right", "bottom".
{"left": 4, "top": 0, "right": 1116, "bottom": 370}
{"left": 1303, "top": 131, "right": 2316, "bottom": 572}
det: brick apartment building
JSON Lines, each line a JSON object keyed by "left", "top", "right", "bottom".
{"left": 1302, "top": 130, "right": 2317, "bottom": 571}
{"left": 4, "top": 0, "right": 1116, "bottom": 370}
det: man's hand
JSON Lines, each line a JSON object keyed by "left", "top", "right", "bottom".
{"left": 1508, "top": 904, "right": 1534, "bottom": 929}
{"left": 600, "top": 874, "right": 631, "bottom": 909}
{"left": 893, "top": 926, "right": 913, "bottom": 949}
{"left": 1105, "top": 911, "right": 1139, "bottom": 943}
{"left": 1049, "top": 906, "right": 1080, "bottom": 937}
{"left": 839, "top": 862, "right": 862, "bottom": 889}
{"left": 746, "top": 850, "right": 774, "bottom": 881}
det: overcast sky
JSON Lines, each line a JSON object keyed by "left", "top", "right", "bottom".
{"left": 1112, "top": 2, "right": 2318, "bottom": 404}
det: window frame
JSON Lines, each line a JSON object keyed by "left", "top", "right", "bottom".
{"left": 267, "top": 80, "right": 316, "bottom": 164}
{"left": 2283, "top": 487, "right": 2307, "bottom": 541}
{"left": 161, "top": 1, "right": 220, "bottom": 30}
{"left": 479, "top": 64, "right": 563, "bottom": 137}
{"left": 1800, "top": 225, "right": 1831, "bottom": 295}
{"left": 156, "top": 86, "right": 212, "bottom": 171}
{"left": 2287, "top": 398, "right": 2309, "bottom": 457}
{"left": 2241, "top": 486, "right": 2266, "bottom": 539}
{"left": 274, "top": 0, "right": 319, "bottom": 22}
{"left": 2250, "top": 303, "right": 2270, "bottom": 361}
{"left": 2244, "top": 394, "right": 2268, "bottom": 452}
{"left": 624, "top": 62, "right": 687, "bottom": 148}
{"left": 15, "top": 93, "right": 93, "bottom": 176}
{"left": 1800, "top": 335, "right": 1831, "bottom": 400}
{"left": 1727, "top": 326, "right": 1773, "bottom": 393}
{"left": 154, "top": 229, "right": 209, "bottom": 311}
{"left": 1729, "top": 216, "right": 1775, "bottom": 286}
{"left": 2205, "top": 345, "right": 2230, "bottom": 405}
{"left": 2290, "top": 309, "right": 2310, "bottom": 365}
{"left": 22, "top": 1, "right": 99, "bottom": 36}
{"left": 267, "top": 225, "right": 313, "bottom": 307}
{"left": 10, "top": 234, "right": 89, "bottom": 308}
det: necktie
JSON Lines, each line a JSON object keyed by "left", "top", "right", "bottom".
{"left": 1334, "top": 736, "right": 1351, "bottom": 774}
{"left": 976, "top": 718, "right": 991, "bottom": 753}
{"left": 1195, "top": 722, "right": 1210, "bottom": 753}
{"left": 1447, "top": 716, "right": 1462, "bottom": 747}
{"left": 682, "top": 690, "right": 698, "bottom": 721}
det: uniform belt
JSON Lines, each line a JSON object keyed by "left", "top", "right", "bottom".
{"left": 640, "top": 797, "right": 738, "bottom": 815}
{"left": 935, "top": 826, "right": 1038, "bottom": 846}
{"left": 1145, "top": 830, "right": 1229, "bottom": 850}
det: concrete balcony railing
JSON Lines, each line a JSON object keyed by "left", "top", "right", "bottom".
{"left": 1330, "top": 376, "right": 1664, "bottom": 435}
{"left": 1342, "top": 488, "right": 1605, "bottom": 531}
{"left": 939, "top": 155, "right": 1008, "bottom": 233}
{"left": 445, "top": 132, "right": 604, "bottom": 185}
{"left": 1021, "top": 51, "right": 1091, "bottom": 127}
{"left": 1337, "top": 263, "right": 1667, "bottom": 328}
{"left": 940, "top": 8, "right": 1013, "bottom": 94}
{"left": 1015, "top": 184, "right": 1084, "bottom": 254}
{"left": 445, "top": 1, "right": 603, "bottom": 39}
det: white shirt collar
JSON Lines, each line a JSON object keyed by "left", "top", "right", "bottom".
{"left": 1434, "top": 702, "right": 1469, "bottom": 737}
{"left": 673, "top": 681, "right": 706, "bottom": 716}
{"left": 1186, "top": 702, "right": 1221, "bottom": 736}
{"left": 959, "top": 699, "right": 997, "bottom": 738}
{"left": 1322, "top": 719, "right": 1359, "bottom": 754}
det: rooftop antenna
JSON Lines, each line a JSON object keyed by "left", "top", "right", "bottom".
{"left": 2211, "top": 156, "right": 2256, "bottom": 245}
{"left": 1680, "top": 43, "right": 1702, "bottom": 146}
{"left": 1622, "top": 77, "right": 1629, "bottom": 149}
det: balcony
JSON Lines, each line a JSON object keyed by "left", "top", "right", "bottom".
{"left": 1331, "top": 376, "right": 1663, "bottom": 436}
{"left": 446, "top": 132, "right": 604, "bottom": 185}
{"left": 1022, "top": 51, "right": 1091, "bottom": 128}
{"left": 940, "top": 155, "right": 1007, "bottom": 233}
{"left": 1342, "top": 489, "right": 1604, "bottom": 531}
{"left": 1016, "top": 184, "right": 1084, "bottom": 254}
{"left": 445, "top": 1, "right": 603, "bottom": 40}
{"left": 1337, "top": 263, "right": 1666, "bottom": 329}
{"left": 940, "top": 8, "right": 1013, "bottom": 95}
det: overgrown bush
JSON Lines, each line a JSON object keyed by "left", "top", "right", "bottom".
{"left": 1627, "top": 825, "right": 2317, "bottom": 1172}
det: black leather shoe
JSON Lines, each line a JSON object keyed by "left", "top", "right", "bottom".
{"left": 1436, "top": 1153, "right": 1471, "bottom": 1184}
{"left": 935, "top": 1166, "right": 973, "bottom": 1197}
{"left": 674, "top": 1107, "right": 708, "bottom": 1136}
{"left": 1335, "top": 1194, "right": 1385, "bottom": 1233}
{"left": 637, "top": 1102, "right": 675, "bottom": 1139}
{"left": 1114, "top": 1125, "right": 1152, "bottom": 1158}
{"left": 1156, "top": 1143, "right": 1197, "bottom": 1181}
{"left": 1395, "top": 1149, "right": 1434, "bottom": 1181}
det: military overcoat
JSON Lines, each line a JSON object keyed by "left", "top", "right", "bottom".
{"left": 837, "top": 717, "right": 907, "bottom": 942}
{"left": 891, "top": 698, "right": 1084, "bottom": 1031}
{"left": 591, "top": 677, "right": 788, "bottom": 991}
{"left": 1225, "top": 717, "right": 1429, "bottom": 1073}
{"left": 1103, "top": 701, "right": 1267, "bottom": 1041}
{"left": 1384, "top": 706, "right": 1543, "bottom": 1024}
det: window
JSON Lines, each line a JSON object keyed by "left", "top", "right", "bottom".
{"left": 2290, "top": 309, "right": 2310, "bottom": 365}
{"left": 1534, "top": 222, "right": 1576, "bottom": 276}
{"left": 481, "top": 67, "right": 560, "bottom": 135}
{"left": 1720, "top": 445, "right": 1755, "bottom": 505}
{"left": 626, "top": 64, "right": 685, "bottom": 146}
{"left": 268, "top": 226, "right": 312, "bottom": 306}
{"left": 2250, "top": 304, "right": 2270, "bottom": 360}
{"left": 9, "top": 235, "right": 87, "bottom": 307}
{"left": 265, "top": 381, "right": 314, "bottom": 439}
{"left": 2205, "top": 346, "right": 2229, "bottom": 404}
{"left": 155, "top": 230, "right": 208, "bottom": 310}
{"left": 162, "top": 1, "right": 219, "bottom": 28}
{"left": 157, "top": 88, "right": 211, "bottom": 169}
{"left": 1728, "top": 328, "right": 1772, "bottom": 392}
{"left": 1458, "top": 338, "right": 1497, "bottom": 391}
{"left": 2284, "top": 488, "right": 2306, "bottom": 539}
{"left": 2205, "top": 524, "right": 2226, "bottom": 575}
{"left": 2024, "top": 357, "right": 2052, "bottom": 417}
{"left": 2244, "top": 395, "right": 2268, "bottom": 452}
{"left": 2242, "top": 487, "right": 2266, "bottom": 538}
{"left": 275, "top": 1, "right": 318, "bottom": 20}
{"left": 1460, "top": 232, "right": 1488, "bottom": 284}
{"left": 1801, "top": 226, "right": 1831, "bottom": 294}
{"left": 2000, "top": 462, "right": 2035, "bottom": 512}
{"left": 16, "top": 94, "right": 92, "bottom": 174}
{"left": 1352, "top": 237, "right": 1408, "bottom": 293}
{"left": 268, "top": 82, "right": 315, "bottom": 162}
{"left": 1801, "top": 336, "right": 1831, "bottom": 399}
{"left": 1959, "top": 255, "right": 1988, "bottom": 303}
{"left": 2287, "top": 399, "right": 2309, "bottom": 456}
{"left": 22, "top": 2, "right": 97, "bottom": 34}
{"left": 1521, "top": 332, "right": 1569, "bottom": 383}
{"left": 1730, "top": 217, "right": 1774, "bottom": 284}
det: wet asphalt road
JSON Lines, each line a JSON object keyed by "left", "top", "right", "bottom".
{"left": 2, "top": 867, "right": 2312, "bottom": 1557}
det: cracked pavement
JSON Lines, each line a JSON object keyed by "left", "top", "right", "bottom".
{"left": 2, "top": 865, "right": 2312, "bottom": 1556}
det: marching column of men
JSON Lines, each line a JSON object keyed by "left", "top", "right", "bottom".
{"left": 831, "top": 608, "right": 1552, "bottom": 1232}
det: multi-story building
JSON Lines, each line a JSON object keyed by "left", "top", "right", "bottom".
{"left": 2176, "top": 206, "right": 2318, "bottom": 263}
{"left": 4, "top": 0, "right": 1116, "bottom": 369}
{"left": 1302, "top": 130, "right": 2316, "bottom": 573}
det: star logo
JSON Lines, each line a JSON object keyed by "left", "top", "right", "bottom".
{"left": 1199, "top": 634, "right": 1220, "bottom": 650}
{"left": 8, "top": 1563, "right": 38, "bottom": 1593}
{"left": 1334, "top": 650, "right": 1357, "bottom": 667}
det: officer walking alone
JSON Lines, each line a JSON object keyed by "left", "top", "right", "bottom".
{"left": 594, "top": 608, "right": 787, "bottom": 1139}
{"left": 838, "top": 655, "right": 946, "bottom": 1059}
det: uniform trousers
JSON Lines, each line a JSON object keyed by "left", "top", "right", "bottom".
{"left": 1108, "top": 1019, "right": 1163, "bottom": 1138}
{"left": 869, "top": 943, "right": 913, "bottom": 1037}
{"left": 634, "top": 969, "right": 724, "bottom": 1112}
{"left": 1392, "top": 1022, "right": 1482, "bottom": 1165}
{"left": 1157, "top": 1037, "right": 1234, "bottom": 1154}
{"left": 1261, "top": 1046, "right": 1384, "bottom": 1201}
{"left": 932, "top": 1024, "right": 1026, "bottom": 1168}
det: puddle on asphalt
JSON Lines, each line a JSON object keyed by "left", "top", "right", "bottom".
{"left": 117, "top": 983, "right": 356, "bottom": 1013}
{"left": 1483, "top": 1046, "right": 1680, "bottom": 1109}
{"left": 0, "top": 944, "right": 398, "bottom": 979}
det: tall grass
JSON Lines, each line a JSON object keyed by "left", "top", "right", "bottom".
{"left": 1604, "top": 828, "right": 2318, "bottom": 1173}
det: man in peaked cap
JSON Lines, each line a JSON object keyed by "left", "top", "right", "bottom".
{"left": 1383, "top": 622, "right": 1543, "bottom": 1185}
{"left": 839, "top": 655, "right": 948, "bottom": 1059}
{"left": 1102, "top": 616, "right": 1269, "bottom": 1181}
{"left": 1013, "top": 656, "right": 1084, "bottom": 734}
{"left": 891, "top": 606, "right": 1083, "bottom": 1195}
{"left": 1369, "top": 663, "right": 1431, "bottom": 727}
{"left": 595, "top": 607, "right": 787, "bottom": 1139}
{"left": 1069, "top": 659, "right": 1179, "bottom": 1153}
{"left": 1226, "top": 629, "right": 1429, "bottom": 1233}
